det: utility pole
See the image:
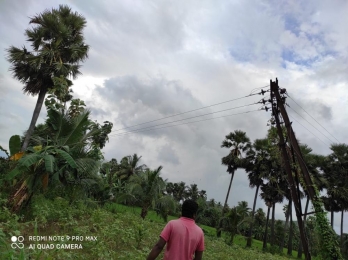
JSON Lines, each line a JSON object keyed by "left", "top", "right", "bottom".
{"left": 272, "top": 79, "right": 317, "bottom": 201}
{"left": 270, "top": 79, "right": 311, "bottom": 260}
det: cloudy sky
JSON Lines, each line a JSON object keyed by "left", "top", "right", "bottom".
{"left": 0, "top": 0, "right": 347, "bottom": 232}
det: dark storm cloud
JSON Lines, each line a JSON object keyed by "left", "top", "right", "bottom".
{"left": 99, "top": 76, "right": 200, "bottom": 115}
{"left": 95, "top": 75, "right": 203, "bottom": 128}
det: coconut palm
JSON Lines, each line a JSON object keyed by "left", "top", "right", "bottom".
{"left": 7, "top": 5, "right": 89, "bottom": 151}
{"left": 209, "top": 198, "right": 216, "bottom": 207}
{"left": 254, "top": 207, "right": 266, "bottom": 235}
{"left": 220, "top": 203, "right": 251, "bottom": 245}
{"left": 185, "top": 184, "right": 199, "bottom": 201}
{"left": 218, "top": 130, "right": 251, "bottom": 237}
{"left": 165, "top": 182, "right": 175, "bottom": 196}
{"left": 117, "top": 154, "right": 147, "bottom": 181}
{"left": 172, "top": 181, "right": 187, "bottom": 202}
{"left": 120, "top": 166, "right": 174, "bottom": 219}
{"left": 199, "top": 190, "right": 207, "bottom": 200}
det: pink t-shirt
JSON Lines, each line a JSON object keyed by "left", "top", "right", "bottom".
{"left": 160, "top": 217, "right": 204, "bottom": 260}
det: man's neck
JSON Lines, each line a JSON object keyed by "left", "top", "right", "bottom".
{"left": 181, "top": 216, "right": 195, "bottom": 221}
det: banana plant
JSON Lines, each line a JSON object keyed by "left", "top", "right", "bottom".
{"left": 7, "top": 145, "right": 77, "bottom": 212}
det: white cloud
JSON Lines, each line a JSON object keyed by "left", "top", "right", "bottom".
{"left": 0, "top": 0, "right": 347, "bottom": 234}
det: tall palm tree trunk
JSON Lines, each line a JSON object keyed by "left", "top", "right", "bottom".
{"left": 217, "top": 170, "right": 235, "bottom": 237}
{"left": 247, "top": 184, "right": 260, "bottom": 247}
{"left": 297, "top": 196, "right": 309, "bottom": 258}
{"left": 341, "top": 210, "right": 344, "bottom": 250}
{"left": 270, "top": 202, "right": 276, "bottom": 247}
{"left": 21, "top": 89, "right": 47, "bottom": 151}
{"left": 263, "top": 206, "right": 271, "bottom": 250}
{"left": 280, "top": 199, "right": 292, "bottom": 252}
{"left": 287, "top": 201, "right": 293, "bottom": 255}
{"left": 223, "top": 171, "right": 235, "bottom": 208}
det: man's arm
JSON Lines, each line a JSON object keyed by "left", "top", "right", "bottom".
{"left": 194, "top": 250, "right": 203, "bottom": 260}
{"left": 146, "top": 237, "right": 166, "bottom": 260}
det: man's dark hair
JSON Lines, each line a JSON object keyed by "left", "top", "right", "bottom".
{"left": 181, "top": 200, "right": 198, "bottom": 218}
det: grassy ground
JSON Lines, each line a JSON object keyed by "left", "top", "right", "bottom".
{"left": 112, "top": 203, "right": 305, "bottom": 258}
{"left": 0, "top": 199, "right": 316, "bottom": 259}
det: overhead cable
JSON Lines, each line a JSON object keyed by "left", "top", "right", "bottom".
{"left": 112, "top": 87, "right": 269, "bottom": 132}
{"left": 111, "top": 102, "right": 259, "bottom": 136}
{"left": 109, "top": 109, "right": 261, "bottom": 138}
{"left": 287, "top": 94, "right": 340, "bottom": 143}
{"left": 288, "top": 115, "right": 331, "bottom": 147}
{"left": 287, "top": 106, "right": 335, "bottom": 144}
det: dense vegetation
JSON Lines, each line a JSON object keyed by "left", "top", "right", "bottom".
{"left": 1, "top": 4, "right": 348, "bottom": 260}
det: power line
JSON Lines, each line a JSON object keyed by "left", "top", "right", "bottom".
{"left": 111, "top": 103, "right": 259, "bottom": 136}
{"left": 287, "top": 105, "right": 335, "bottom": 144}
{"left": 109, "top": 109, "right": 261, "bottom": 138}
{"left": 288, "top": 114, "right": 331, "bottom": 147}
{"left": 113, "top": 87, "right": 269, "bottom": 132}
{"left": 287, "top": 94, "right": 340, "bottom": 143}
{"left": 250, "top": 85, "right": 269, "bottom": 95}
{"left": 288, "top": 114, "right": 344, "bottom": 162}
{"left": 59, "top": 87, "right": 269, "bottom": 147}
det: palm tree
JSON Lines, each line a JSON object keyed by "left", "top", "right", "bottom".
{"left": 217, "top": 130, "right": 251, "bottom": 237}
{"left": 260, "top": 180, "right": 284, "bottom": 249}
{"left": 119, "top": 166, "right": 174, "bottom": 219}
{"left": 254, "top": 208, "right": 266, "bottom": 231}
{"left": 165, "top": 182, "right": 174, "bottom": 196}
{"left": 199, "top": 190, "right": 207, "bottom": 200}
{"left": 244, "top": 138, "right": 270, "bottom": 246}
{"left": 324, "top": 144, "right": 348, "bottom": 249}
{"left": 117, "top": 154, "right": 147, "bottom": 181}
{"left": 262, "top": 200, "right": 272, "bottom": 250}
{"left": 172, "top": 181, "right": 187, "bottom": 202}
{"left": 7, "top": 5, "right": 89, "bottom": 152}
{"left": 209, "top": 198, "right": 216, "bottom": 207}
{"left": 221, "top": 203, "right": 251, "bottom": 245}
{"left": 186, "top": 184, "right": 199, "bottom": 201}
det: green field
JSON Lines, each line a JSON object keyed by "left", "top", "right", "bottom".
{"left": 110, "top": 203, "right": 307, "bottom": 258}
{"left": 0, "top": 199, "right": 302, "bottom": 260}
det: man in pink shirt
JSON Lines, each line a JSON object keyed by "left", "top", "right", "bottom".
{"left": 147, "top": 199, "right": 204, "bottom": 260}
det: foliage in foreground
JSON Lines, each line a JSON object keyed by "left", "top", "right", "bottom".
{"left": 0, "top": 197, "right": 292, "bottom": 260}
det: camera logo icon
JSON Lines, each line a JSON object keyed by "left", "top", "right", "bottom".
{"left": 11, "top": 236, "right": 24, "bottom": 249}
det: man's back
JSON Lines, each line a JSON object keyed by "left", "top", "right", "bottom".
{"left": 160, "top": 217, "right": 204, "bottom": 260}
